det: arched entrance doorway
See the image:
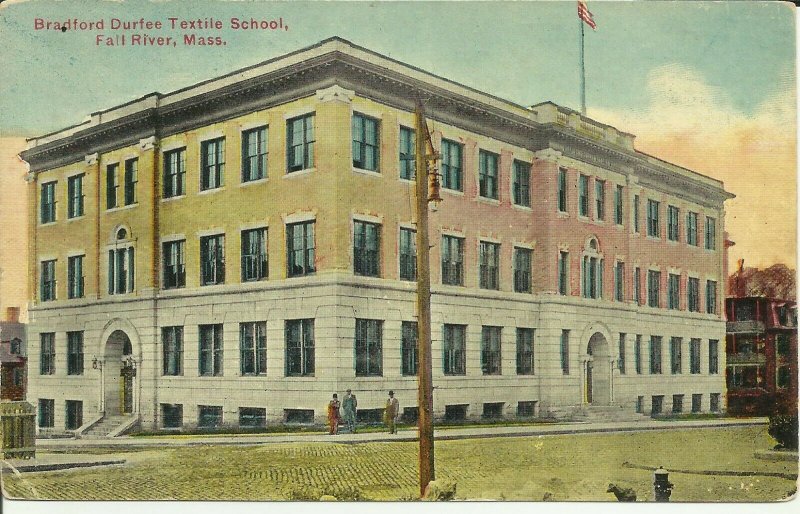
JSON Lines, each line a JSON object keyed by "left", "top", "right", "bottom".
{"left": 586, "top": 332, "right": 611, "bottom": 405}
{"left": 103, "top": 330, "right": 136, "bottom": 415}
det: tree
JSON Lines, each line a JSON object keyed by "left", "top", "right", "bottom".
{"left": 729, "top": 264, "right": 796, "bottom": 300}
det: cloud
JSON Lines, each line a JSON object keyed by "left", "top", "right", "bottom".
{"left": 591, "top": 63, "right": 797, "bottom": 269}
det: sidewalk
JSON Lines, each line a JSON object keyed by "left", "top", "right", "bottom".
{"left": 34, "top": 416, "right": 768, "bottom": 449}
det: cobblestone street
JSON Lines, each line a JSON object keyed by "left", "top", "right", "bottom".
{"left": 2, "top": 426, "right": 797, "bottom": 501}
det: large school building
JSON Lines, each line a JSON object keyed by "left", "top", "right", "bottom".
{"left": 21, "top": 38, "right": 733, "bottom": 435}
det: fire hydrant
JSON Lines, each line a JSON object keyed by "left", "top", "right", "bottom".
{"left": 653, "top": 466, "right": 674, "bottom": 502}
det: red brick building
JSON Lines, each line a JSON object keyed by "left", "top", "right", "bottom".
{"left": 725, "top": 297, "right": 797, "bottom": 415}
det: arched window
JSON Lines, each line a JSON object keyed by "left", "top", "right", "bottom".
{"left": 109, "top": 226, "right": 135, "bottom": 295}
{"left": 582, "top": 237, "right": 604, "bottom": 299}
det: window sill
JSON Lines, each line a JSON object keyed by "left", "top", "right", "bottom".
{"left": 476, "top": 196, "right": 500, "bottom": 206}
{"left": 646, "top": 235, "right": 662, "bottom": 242}
{"left": 106, "top": 204, "right": 138, "bottom": 213}
{"left": 240, "top": 177, "right": 268, "bottom": 188}
{"left": 511, "top": 203, "right": 532, "bottom": 212}
{"left": 66, "top": 215, "right": 86, "bottom": 223}
{"left": 442, "top": 188, "right": 464, "bottom": 197}
{"left": 284, "top": 168, "right": 316, "bottom": 178}
{"left": 198, "top": 187, "right": 225, "bottom": 195}
{"left": 399, "top": 176, "right": 416, "bottom": 185}
{"left": 161, "top": 194, "right": 186, "bottom": 203}
{"left": 352, "top": 167, "right": 382, "bottom": 177}
{"left": 39, "top": 221, "right": 57, "bottom": 227}
{"left": 556, "top": 211, "right": 570, "bottom": 219}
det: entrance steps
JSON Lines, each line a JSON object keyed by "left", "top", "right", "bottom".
{"left": 78, "top": 414, "right": 138, "bottom": 438}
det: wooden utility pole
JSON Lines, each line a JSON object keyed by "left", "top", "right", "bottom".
{"left": 414, "top": 99, "right": 439, "bottom": 497}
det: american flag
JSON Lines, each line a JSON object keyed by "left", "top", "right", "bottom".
{"left": 578, "top": 1, "right": 597, "bottom": 30}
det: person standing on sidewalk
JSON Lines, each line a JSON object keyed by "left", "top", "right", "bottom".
{"left": 384, "top": 390, "right": 399, "bottom": 434}
{"left": 342, "top": 389, "right": 358, "bottom": 434}
{"left": 327, "top": 393, "right": 341, "bottom": 435}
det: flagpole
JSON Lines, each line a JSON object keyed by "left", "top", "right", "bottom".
{"left": 579, "top": 14, "right": 586, "bottom": 116}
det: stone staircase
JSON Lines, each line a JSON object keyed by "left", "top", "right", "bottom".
{"left": 79, "top": 414, "right": 138, "bottom": 438}
{"left": 572, "top": 404, "right": 650, "bottom": 423}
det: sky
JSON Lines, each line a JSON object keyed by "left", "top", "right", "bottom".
{"left": 0, "top": 0, "right": 796, "bottom": 269}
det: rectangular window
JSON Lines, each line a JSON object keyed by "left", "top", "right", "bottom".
{"left": 38, "top": 398, "right": 56, "bottom": 428}
{"left": 200, "top": 234, "right": 225, "bottom": 285}
{"left": 557, "top": 167, "right": 567, "bottom": 212}
{"left": 647, "top": 199, "right": 660, "bottom": 237}
{"left": 512, "top": 160, "right": 531, "bottom": 207}
{"left": 198, "top": 405, "right": 223, "bottom": 428}
{"left": 668, "top": 273, "right": 680, "bottom": 310}
{"left": 287, "top": 221, "right": 315, "bottom": 277}
{"left": 106, "top": 163, "right": 119, "bottom": 209}
{"left": 687, "top": 277, "right": 700, "bottom": 312}
{"left": 670, "top": 337, "right": 682, "bottom": 374}
{"left": 647, "top": 270, "right": 661, "bottom": 308}
{"left": 162, "top": 326, "right": 183, "bottom": 376}
{"left": 352, "top": 113, "right": 380, "bottom": 171}
{"left": 67, "top": 331, "right": 84, "bottom": 375}
{"left": 38, "top": 399, "right": 54, "bottom": 428}
{"left": 240, "top": 321, "right": 267, "bottom": 376}
{"left": 705, "top": 216, "right": 717, "bottom": 250}
{"left": 479, "top": 241, "right": 500, "bottom": 290}
{"left": 40, "top": 333, "right": 55, "bottom": 375}
{"left": 67, "top": 255, "right": 84, "bottom": 299}
{"left": 478, "top": 150, "right": 499, "bottom": 199}
{"left": 777, "top": 366, "right": 791, "bottom": 389}
{"left": 672, "top": 394, "right": 684, "bottom": 414}
{"left": 67, "top": 174, "right": 84, "bottom": 218}
{"left": 65, "top": 400, "right": 83, "bottom": 430}
{"left": 709, "top": 393, "right": 720, "bottom": 412}
{"left": 199, "top": 324, "right": 224, "bottom": 377}
{"left": 242, "top": 126, "right": 268, "bottom": 182}
{"left": 595, "top": 179, "right": 605, "bottom": 220}
{"left": 480, "top": 326, "right": 502, "bottom": 375}
{"left": 399, "top": 227, "right": 417, "bottom": 281}
{"left": 560, "top": 330, "right": 570, "bottom": 375}
{"left": 285, "top": 319, "right": 314, "bottom": 376}
{"left": 41, "top": 181, "right": 56, "bottom": 223}
{"left": 634, "top": 267, "right": 642, "bottom": 305}
{"left": 161, "top": 404, "right": 183, "bottom": 429}
{"left": 614, "top": 185, "right": 623, "bottom": 225}
{"left": 708, "top": 339, "right": 719, "bottom": 374}
{"left": 633, "top": 195, "right": 640, "bottom": 233}
{"left": 440, "top": 139, "right": 463, "bottom": 191}
{"left": 201, "top": 137, "right": 225, "bottom": 190}
{"left": 163, "top": 240, "right": 186, "bottom": 289}
{"left": 618, "top": 333, "right": 626, "bottom": 374}
{"left": 399, "top": 126, "right": 416, "bottom": 180}
{"left": 517, "top": 401, "right": 537, "bottom": 417}
{"left": 651, "top": 395, "right": 664, "bottom": 415}
{"left": 443, "top": 324, "right": 466, "bottom": 375}
{"left": 241, "top": 228, "right": 268, "bottom": 282}
{"left": 667, "top": 205, "right": 680, "bottom": 241}
{"left": 355, "top": 319, "right": 383, "bottom": 376}
{"left": 287, "top": 113, "right": 315, "bottom": 172}
{"left": 706, "top": 280, "right": 718, "bottom": 314}
{"left": 614, "top": 261, "right": 625, "bottom": 301}
{"left": 649, "top": 335, "right": 662, "bottom": 374}
{"left": 239, "top": 407, "right": 267, "bottom": 428}
{"left": 558, "top": 251, "right": 569, "bottom": 295}
{"left": 353, "top": 220, "right": 381, "bottom": 277}
{"left": 777, "top": 335, "right": 791, "bottom": 356}
{"left": 636, "top": 396, "right": 644, "bottom": 414}
{"left": 124, "top": 158, "right": 138, "bottom": 205}
{"left": 40, "top": 259, "right": 56, "bottom": 301}
{"left": 108, "top": 247, "right": 135, "bottom": 295}
{"left": 578, "top": 174, "right": 589, "bottom": 216}
{"left": 686, "top": 212, "right": 699, "bottom": 246}
{"left": 516, "top": 328, "right": 534, "bottom": 375}
{"left": 513, "top": 247, "right": 532, "bottom": 293}
{"left": 441, "top": 235, "right": 464, "bottom": 286}
{"left": 634, "top": 335, "right": 642, "bottom": 374}
{"left": 163, "top": 147, "right": 186, "bottom": 198}
{"left": 690, "top": 338, "right": 701, "bottom": 374}
{"left": 401, "top": 321, "right": 418, "bottom": 376}
{"left": 692, "top": 394, "right": 702, "bottom": 413}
